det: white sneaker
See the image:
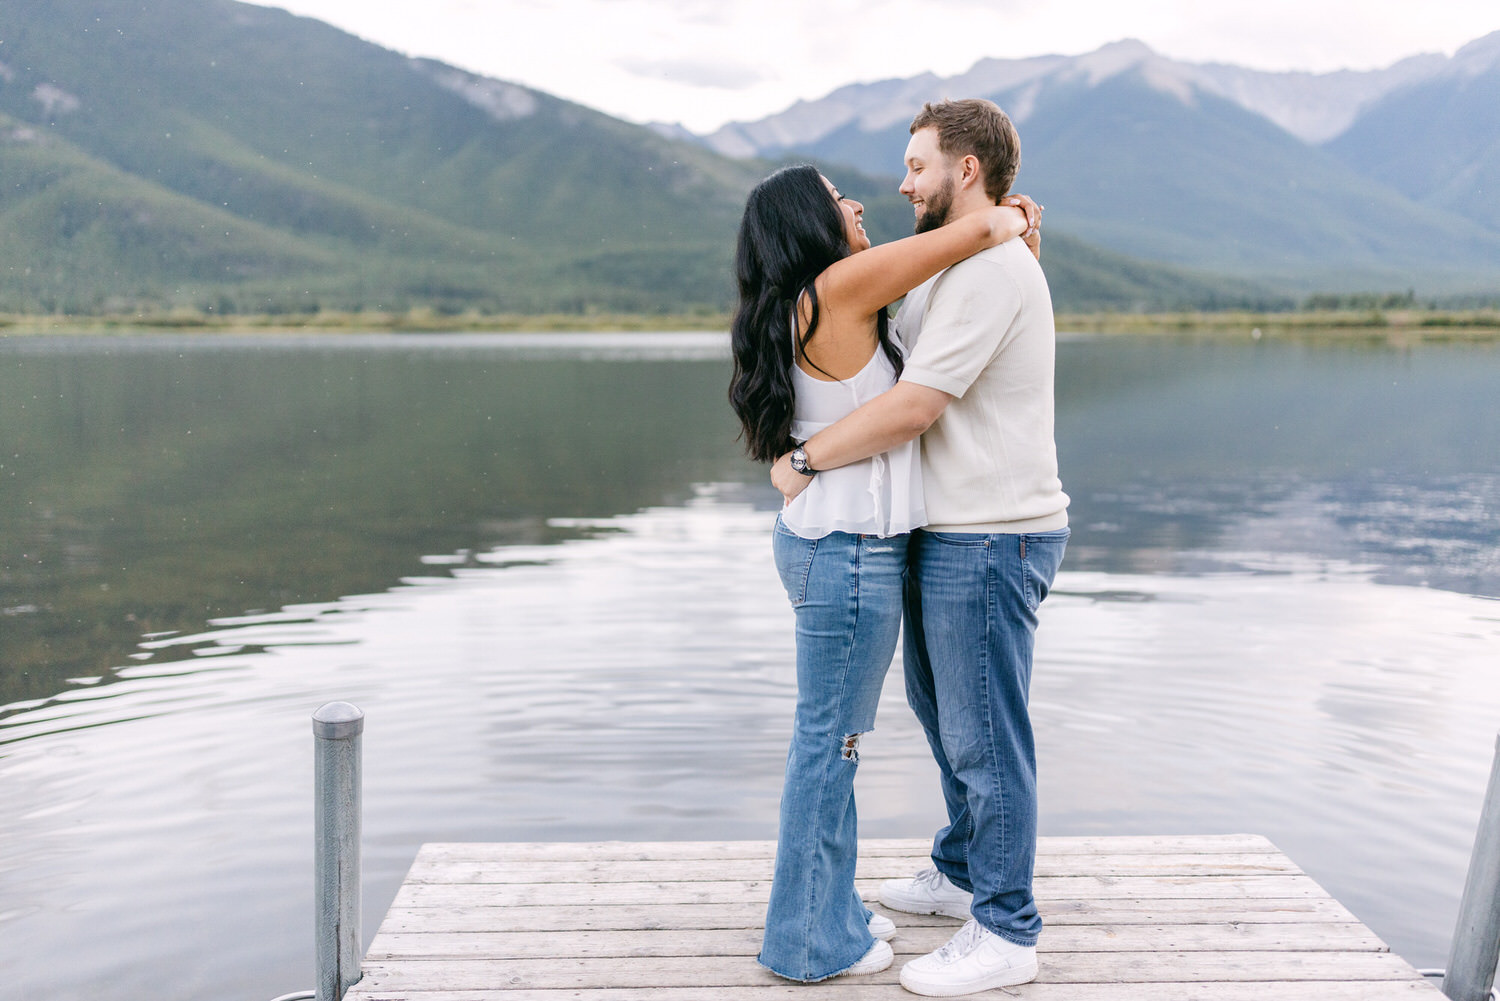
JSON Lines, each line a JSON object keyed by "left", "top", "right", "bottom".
{"left": 868, "top": 912, "right": 897, "bottom": 941}
{"left": 843, "top": 937, "right": 894, "bottom": 976}
{"left": 898, "top": 919, "right": 1038, "bottom": 996}
{"left": 878, "top": 866, "right": 973, "bottom": 920}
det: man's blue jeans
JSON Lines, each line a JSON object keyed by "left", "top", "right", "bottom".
{"left": 902, "top": 527, "right": 1068, "bottom": 946}
{"left": 759, "top": 518, "right": 908, "bottom": 981}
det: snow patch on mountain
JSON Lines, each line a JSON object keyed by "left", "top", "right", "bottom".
{"left": 32, "top": 83, "right": 80, "bottom": 116}
{"left": 1448, "top": 30, "right": 1500, "bottom": 78}
{"left": 411, "top": 60, "right": 537, "bottom": 122}
{"left": 701, "top": 35, "right": 1491, "bottom": 155}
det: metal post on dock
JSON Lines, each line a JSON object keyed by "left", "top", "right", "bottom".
{"left": 1443, "top": 731, "right": 1500, "bottom": 1001}
{"left": 313, "top": 701, "right": 364, "bottom": 1001}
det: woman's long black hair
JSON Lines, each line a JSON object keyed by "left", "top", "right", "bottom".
{"left": 728, "top": 164, "right": 903, "bottom": 463}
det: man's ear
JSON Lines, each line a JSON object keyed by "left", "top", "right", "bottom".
{"left": 958, "top": 154, "right": 983, "bottom": 191}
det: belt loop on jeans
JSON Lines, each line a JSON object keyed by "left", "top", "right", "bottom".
{"left": 1020, "top": 537, "right": 1027, "bottom": 560}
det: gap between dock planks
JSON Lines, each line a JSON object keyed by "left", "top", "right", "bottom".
{"left": 346, "top": 835, "right": 1441, "bottom": 1000}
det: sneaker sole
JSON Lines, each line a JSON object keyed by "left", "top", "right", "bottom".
{"left": 898, "top": 960, "right": 1039, "bottom": 996}
{"left": 843, "top": 940, "right": 894, "bottom": 976}
{"left": 877, "top": 888, "right": 972, "bottom": 921}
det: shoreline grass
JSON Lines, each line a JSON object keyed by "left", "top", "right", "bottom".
{"left": 0, "top": 309, "right": 733, "bottom": 335}
{"left": 2, "top": 307, "right": 1498, "bottom": 340}
{"left": 1055, "top": 308, "right": 1500, "bottom": 341}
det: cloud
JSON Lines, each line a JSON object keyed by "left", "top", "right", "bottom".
{"left": 616, "top": 56, "right": 767, "bottom": 90}
{"left": 247, "top": 0, "right": 1500, "bottom": 131}
{"left": 599, "top": 0, "right": 731, "bottom": 26}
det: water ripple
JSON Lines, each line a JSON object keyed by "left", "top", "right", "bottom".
{"left": 2, "top": 497, "right": 1498, "bottom": 997}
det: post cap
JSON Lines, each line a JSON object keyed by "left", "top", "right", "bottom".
{"left": 312, "top": 701, "right": 365, "bottom": 739}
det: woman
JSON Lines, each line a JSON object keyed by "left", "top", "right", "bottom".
{"left": 728, "top": 164, "right": 1036, "bottom": 982}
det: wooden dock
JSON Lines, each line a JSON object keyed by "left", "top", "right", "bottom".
{"left": 345, "top": 835, "right": 1442, "bottom": 999}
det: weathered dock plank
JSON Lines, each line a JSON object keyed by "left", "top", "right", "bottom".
{"left": 346, "top": 985, "right": 1439, "bottom": 1001}
{"left": 415, "top": 834, "right": 1281, "bottom": 862}
{"left": 377, "top": 897, "right": 1361, "bottom": 934}
{"left": 392, "top": 873, "right": 1330, "bottom": 908}
{"left": 354, "top": 951, "right": 1418, "bottom": 990}
{"left": 402, "top": 853, "right": 1301, "bottom": 884}
{"left": 368, "top": 922, "right": 1387, "bottom": 960}
{"left": 345, "top": 836, "right": 1440, "bottom": 1000}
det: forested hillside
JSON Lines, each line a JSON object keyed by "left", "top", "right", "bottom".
{"left": 0, "top": 0, "right": 1289, "bottom": 316}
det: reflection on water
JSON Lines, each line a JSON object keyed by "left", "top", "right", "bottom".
{"left": 1054, "top": 337, "right": 1500, "bottom": 595}
{"left": 1, "top": 333, "right": 1498, "bottom": 1000}
{"left": 0, "top": 333, "right": 752, "bottom": 713}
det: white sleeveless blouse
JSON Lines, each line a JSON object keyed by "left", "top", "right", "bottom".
{"left": 780, "top": 340, "right": 925, "bottom": 540}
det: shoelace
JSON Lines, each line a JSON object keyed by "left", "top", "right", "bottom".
{"left": 934, "top": 919, "right": 986, "bottom": 963}
{"left": 913, "top": 866, "right": 948, "bottom": 890}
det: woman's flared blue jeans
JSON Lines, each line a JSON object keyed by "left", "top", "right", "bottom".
{"left": 758, "top": 518, "right": 908, "bottom": 982}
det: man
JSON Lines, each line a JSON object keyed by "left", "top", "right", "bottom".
{"left": 771, "top": 98, "right": 1069, "bottom": 997}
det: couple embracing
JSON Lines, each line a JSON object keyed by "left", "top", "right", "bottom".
{"left": 729, "top": 98, "right": 1069, "bottom": 996}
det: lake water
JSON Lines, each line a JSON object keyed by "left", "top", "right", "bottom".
{"left": 1, "top": 331, "right": 1498, "bottom": 1000}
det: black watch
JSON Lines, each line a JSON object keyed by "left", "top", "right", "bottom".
{"left": 789, "top": 446, "right": 817, "bottom": 476}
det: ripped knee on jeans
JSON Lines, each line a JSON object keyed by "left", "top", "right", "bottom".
{"left": 840, "top": 732, "right": 863, "bottom": 762}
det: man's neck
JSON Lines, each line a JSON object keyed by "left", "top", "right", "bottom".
{"left": 945, "top": 189, "right": 996, "bottom": 224}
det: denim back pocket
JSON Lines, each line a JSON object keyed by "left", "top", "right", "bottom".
{"left": 771, "top": 520, "right": 818, "bottom": 608}
{"left": 925, "top": 531, "right": 990, "bottom": 547}
{"left": 1020, "top": 529, "right": 1069, "bottom": 612}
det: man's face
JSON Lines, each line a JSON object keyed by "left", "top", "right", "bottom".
{"left": 901, "top": 127, "right": 957, "bottom": 234}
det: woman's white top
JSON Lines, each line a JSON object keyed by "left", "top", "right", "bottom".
{"left": 780, "top": 336, "right": 925, "bottom": 540}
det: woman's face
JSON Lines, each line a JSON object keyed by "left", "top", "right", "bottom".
{"left": 821, "top": 175, "right": 869, "bottom": 253}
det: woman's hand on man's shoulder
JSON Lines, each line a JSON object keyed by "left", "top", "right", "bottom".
{"left": 1000, "top": 194, "right": 1042, "bottom": 260}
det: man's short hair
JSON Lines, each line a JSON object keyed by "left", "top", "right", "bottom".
{"left": 910, "top": 98, "right": 1020, "bottom": 201}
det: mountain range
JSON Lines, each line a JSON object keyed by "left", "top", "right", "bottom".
{"left": 696, "top": 35, "right": 1500, "bottom": 293}
{"left": 0, "top": 2, "right": 1494, "bottom": 317}
{"left": 0, "top": 0, "right": 769, "bottom": 315}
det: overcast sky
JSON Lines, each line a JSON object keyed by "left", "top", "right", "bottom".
{"left": 248, "top": 0, "right": 1499, "bottom": 133}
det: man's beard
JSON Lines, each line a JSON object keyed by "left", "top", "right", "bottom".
{"left": 913, "top": 175, "right": 956, "bottom": 234}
